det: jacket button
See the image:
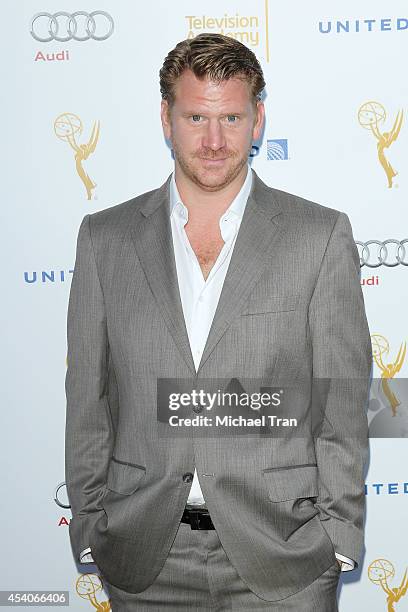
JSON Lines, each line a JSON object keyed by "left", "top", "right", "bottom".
{"left": 182, "top": 472, "right": 193, "bottom": 483}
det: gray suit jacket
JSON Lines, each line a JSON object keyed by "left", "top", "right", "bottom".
{"left": 65, "top": 168, "right": 372, "bottom": 601}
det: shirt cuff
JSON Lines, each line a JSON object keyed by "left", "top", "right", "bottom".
{"left": 335, "top": 552, "right": 355, "bottom": 572}
{"left": 79, "top": 548, "right": 353, "bottom": 570}
{"left": 79, "top": 547, "right": 94, "bottom": 564}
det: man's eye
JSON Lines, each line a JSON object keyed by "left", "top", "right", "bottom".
{"left": 226, "top": 115, "right": 238, "bottom": 122}
{"left": 191, "top": 115, "right": 202, "bottom": 122}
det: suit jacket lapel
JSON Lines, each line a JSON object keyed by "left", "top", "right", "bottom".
{"left": 131, "top": 175, "right": 197, "bottom": 376}
{"left": 196, "top": 170, "right": 283, "bottom": 374}
{"left": 130, "top": 169, "right": 283, "bottom": 378}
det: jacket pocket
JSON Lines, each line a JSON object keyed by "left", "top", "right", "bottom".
{"left": 242, "top": 294, "right": 299, "bottom": 315}
{"left": 262, "top": 464, "right": 318, "bottom": 502}
{"left": 106, "top": 456, "right": 146, "bottom": 495}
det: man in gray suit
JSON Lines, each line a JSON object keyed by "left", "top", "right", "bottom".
{"left": 65, "top": 33, "right": 372, "bottom": 610}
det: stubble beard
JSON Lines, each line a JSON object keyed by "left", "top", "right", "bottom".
{"left": 171, "top": 140, "right": 251, "bottom": 193}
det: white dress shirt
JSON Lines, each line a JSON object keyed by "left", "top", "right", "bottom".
{"left": 79, "top": 163, "right": 354, "bottom": 571}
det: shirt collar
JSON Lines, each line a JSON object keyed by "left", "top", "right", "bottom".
{"left": 169, "top": 163, "right": 253, "bottom": 223}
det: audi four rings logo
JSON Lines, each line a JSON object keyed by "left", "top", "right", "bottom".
{"left": 356, "top": 240, "right": 408, "bottom": 267}
{"left": 30, "top": 11, "right": 114, "bottom": 42}
{"left": 54, "top": 482, "right": 70, "bottom": 509}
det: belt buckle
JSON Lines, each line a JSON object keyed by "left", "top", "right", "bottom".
{"left": 186, "top": 506, "right": 213, "bottom": 530}
{"left": 189, "top": 508, "right": 203, "bottom": 530}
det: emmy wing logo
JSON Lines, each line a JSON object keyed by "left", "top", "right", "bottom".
{"left": 368, "top": 559, "right": 408, "bottom": 611}
{"left": 368, "top": 334, "right": 408, "bottom": 438}
{"left": 372, "top": 334, "right": 406, "bottom": 417}
{"left": 76, "top": 573, "right": 111, "bottom": 610}
{"left": 54, "top": 113, "right": 100, "bottom": 200}
{"left": 358, "top": 101, "right": 403, "bottom": 188}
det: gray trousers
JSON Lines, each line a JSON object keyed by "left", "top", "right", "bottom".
{"left": 102, "top": 521, "right": 341, "bottom": 611}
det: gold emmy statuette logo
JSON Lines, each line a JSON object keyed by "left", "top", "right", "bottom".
{"left": 54, "top": 113, "right": 100, "bottom": 200}
{"left": 368, "top": 559, "right": 408, "bottom": 611}
{"left": 371, "top": 334, "right": 406, "bottom": 416}
{"left": 358, "top": 101, "right": 403, "bottom": 188}
{"left": 76, "top": 573, "right": 111, "bottom": 610}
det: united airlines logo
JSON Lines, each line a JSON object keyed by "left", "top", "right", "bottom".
{"left": 266, "top": 139, "right": 288, "bottom": 161}
{"left": 319, "top": 18, "right": 408, "bottom": 34}
{"left": 365, "top": 482, "right": 408, "bottom": 495}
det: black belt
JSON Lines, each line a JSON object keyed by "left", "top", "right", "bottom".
{"left": 181, "top": 505, "right": 215, "bottom": 530}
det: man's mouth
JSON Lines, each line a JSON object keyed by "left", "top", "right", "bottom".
{"left": 199, "top": 157, "right": 228, "bottom": 163}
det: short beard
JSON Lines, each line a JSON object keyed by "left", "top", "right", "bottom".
{"left": 171, "top": 141, "right": 251, "bottom": 192}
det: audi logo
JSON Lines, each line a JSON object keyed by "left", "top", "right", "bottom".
{"left": 356, "top": 239, "right": 408, "bottom": 267}
{"left": 30, "top": 11, "right": 114, "bottom": 42}
{"left": 54, "top": 482, "right": 70, "bottom": 509}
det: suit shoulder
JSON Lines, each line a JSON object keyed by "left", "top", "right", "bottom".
{"left": 268, "top": 185, "right": 342, "bottom": 223}
{"left": 87, "top": 184, "right": 161, "bottom": 229}
{"left": 253, "top": 172, "right": 347, "bottom": 244}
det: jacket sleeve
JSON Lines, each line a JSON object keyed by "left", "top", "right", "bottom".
{"left": 308, "top": 211, "right": 372, "bottom": 568}
{"left": 65, "top": 214, "right": 115, "bottom": 562}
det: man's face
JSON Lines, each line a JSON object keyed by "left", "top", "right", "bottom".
{"left": 161, "top": 69, "right": 264, "bottom": 192}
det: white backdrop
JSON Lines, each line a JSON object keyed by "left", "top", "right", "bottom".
{"left": 2, "top": 1, "right": 407, "bottom": 609}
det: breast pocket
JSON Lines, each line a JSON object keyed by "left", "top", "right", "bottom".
{"left": 241, "top": 294, "right": 299, "bottom": 316}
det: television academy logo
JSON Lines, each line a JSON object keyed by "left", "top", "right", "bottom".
{"left": 184, "top": 2, "right": 271, "bottom": 62}
{"left": 186, "top": 13, "right": 260, "bottom": 47}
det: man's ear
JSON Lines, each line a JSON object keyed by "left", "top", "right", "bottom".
{"left": 160, "top": 100, "right": 172, "bottom": 141}
{"left": 252, "top": 101, "right": 265, "bottom": 141}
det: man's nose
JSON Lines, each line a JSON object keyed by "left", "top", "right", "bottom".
{"left": 202, "top": 119, "right": 226, "bottom": 151}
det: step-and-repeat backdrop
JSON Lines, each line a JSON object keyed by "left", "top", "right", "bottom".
{"left": 2, "top": 0, "right": 407, "bottom": 609}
